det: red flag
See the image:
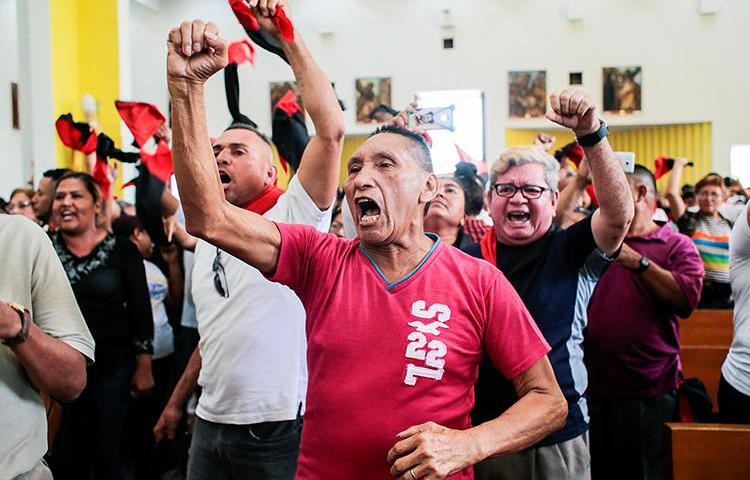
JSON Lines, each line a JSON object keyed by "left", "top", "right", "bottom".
{"left": 455, "top": 143, "right": 488, "bottom": 174}
{"left": 140, "top": 141, "right": 174, "bottom": 184}
{"left": 91, "top": 157, "right": 112, "bottom": 200}
{"left": 228, "top": 0, "right": 295, "bottom": 42}
{"left": 115, "top": 101, "right": 166, "bottom": 148}
{"left": 55, "top": 114, "right": 98, "bottom": 154}
{"left": 228, "top": 38, "right": 256, "bottom": 65}
{"left": 654, "top": 155, "right": 671, "bottom": 180}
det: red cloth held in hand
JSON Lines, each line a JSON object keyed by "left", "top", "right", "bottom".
{"left": 115, "top": 101, "right": 166, "bottom": 148}
{"left": 228, "top": 38, "right": 256, "bottom": 65}
{"left": 228, "top": 0, "right": 295, "bottom": 42}
{"left": 139, "top": 141, "right": 174, "bottom": 184}
{"left": 55, "top": 114, "right": 98, "bottom": 154}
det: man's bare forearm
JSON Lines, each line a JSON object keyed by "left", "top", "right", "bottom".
{"left": 554, "top": 175, "right": 588, "bottom": 226}
{"left": 468, "top": 360, "right": 566, "bottom": 461}
{"left": 169, "top": 82, "right": 227, "bottom": 239}
{"left": 665, "top": 164, "right": 686, "bottom": 220}
{"left": 637, "top": 261, "right": 693, "bottom": 317}
{"left": 282, "top": 36, "right": 343, "bottom": 143}
{"left": 281, "top": 33, "right": 344, "bottom": 208}
{"left": 587, "top": 138, "right": 634, "bottom": 254}
{"left": 166, "top": 346, "right": 201, "bottom": 409}
{"left": 12, "top": 322, "right": 87, "bottom": 401}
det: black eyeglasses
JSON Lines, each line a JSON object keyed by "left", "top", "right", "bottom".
{"left": 212, "top": 248, "right": 229, "bottom": 298}
{"left": 493, "top": 183, "right": 551, "bottom": 200}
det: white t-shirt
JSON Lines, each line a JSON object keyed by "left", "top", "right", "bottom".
{"left": 193, "top": 175, "right": 332, "bottom": 425}
{"left": 144, "top": 260, "right": 174, "bottom": 360}
{"left": 0, "top": 216, "right": 95, "bottom": 478}
{"left": 722, "top": 203, "right": 750, "bottom": 395}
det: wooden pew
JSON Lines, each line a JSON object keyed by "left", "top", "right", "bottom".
{"left": 679, "top": 310, "right": 733, "bottom": 411}
{"left": 680, "top": 309, "right": 733, "bottom": 346}
{"left": 679, "top": 345, "right": 728, "bottom": 413}
{"left": 665, "top": 423, "right": 750, "bottom": 480}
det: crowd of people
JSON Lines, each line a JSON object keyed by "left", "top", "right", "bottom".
{"left": 2, "top": 2, "right": 750, "bottom": 480}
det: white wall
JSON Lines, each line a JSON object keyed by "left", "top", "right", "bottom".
{"left": 0, "top": 0, "right": 23, "bottom": 198}
{"left": 127, "top": 0, "right": 750, "bottom": 174}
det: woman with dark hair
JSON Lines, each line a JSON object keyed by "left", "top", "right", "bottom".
{"left": 47, "top": 172, "right": 154, "bottom": 480}
{"left": 666, "top": 160, "right": 734, "bottom": 307}
{"left": 424, "top": 163, "right": 488, "bottom": 248}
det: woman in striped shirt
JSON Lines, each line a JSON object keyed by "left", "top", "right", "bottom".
{"left": 666, "top": 160, "right": 733, "bottom": 307}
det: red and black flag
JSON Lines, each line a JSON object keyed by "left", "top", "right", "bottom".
{"left": 115, "top": 100, "right": 167, "bottom": 149}
{"left": 228, "top": 0, "right": 294, "bottom": 63}
{"left": 272, "top": 89, "right": 309, "bottom": 175}
{"left": 654, "top": 155, "right": 693, "bottom": 180}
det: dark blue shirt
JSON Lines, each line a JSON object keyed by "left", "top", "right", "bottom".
{"left": 463, "top": 215, "right": 612, "bottom": 445}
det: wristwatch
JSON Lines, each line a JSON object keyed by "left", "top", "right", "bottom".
{"left": 3, "top": 302, "right": 31, "bottom": 346}
{"left": 576, "top": 120, "right": 608, "bottom": 147}
{"left": 634, "top": 256, "right": 651, "bottom": 274}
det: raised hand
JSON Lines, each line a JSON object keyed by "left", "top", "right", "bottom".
{"left": 247, "top": 0, "right": 287, "bottom": 17}
{"left": 167, "top": 20, "right": 228, "bottom": 85}
{"left": 250, "top": 0, "right": 290, "bottom": 40}
{"left": 546, "top": 89, "right": 600, "bottom": 137}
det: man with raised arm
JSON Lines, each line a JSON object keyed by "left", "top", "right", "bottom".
{"left": 464, "top": 90, "right": 634, "bottom": 479}
{"left": 167, "top": 17, "right": 567, "bottom": 480}
{"left": 155, "top": 4, "right": 344, "bottom": 479}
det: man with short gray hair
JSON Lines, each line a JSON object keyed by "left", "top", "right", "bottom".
{"left": 464, "top": 89, "right": 634, "bottom": 480}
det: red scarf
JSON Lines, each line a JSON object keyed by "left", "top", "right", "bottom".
{"left": 479, "top": 226, "right": 497, "bottom": 265}
{"left": 242, "top": 185, "right": 284, "bottom": 214}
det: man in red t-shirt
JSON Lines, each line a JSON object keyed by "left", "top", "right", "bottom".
{"left": 166, "top": 17, "right": 567, "bottom": 479}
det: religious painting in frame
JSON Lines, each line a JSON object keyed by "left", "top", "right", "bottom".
{"left": 269, "top": 81, "right": 304, "bottom": 113}
{"left": 355, "top": 77, "right": 392, "bottom": 123}
{"left": 508, "top": 70, "right": 547, "bottom": 118}
{"left": 602, "top": 66, "right": 642, "bottom": 113}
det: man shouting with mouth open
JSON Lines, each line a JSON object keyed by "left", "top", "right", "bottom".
{"left": 167, "top": 18, "right": 567, "bottom": 480}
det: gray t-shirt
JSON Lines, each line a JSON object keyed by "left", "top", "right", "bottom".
{"left": 0, "top": 216, "right": 95, "bottom": 477}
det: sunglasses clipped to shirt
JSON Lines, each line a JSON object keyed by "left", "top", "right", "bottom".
{"left": 213, "top": 248, "right": 230, "bottom": 298}
{"left": 492, "top": 183, "right": 551, "bottom": 200}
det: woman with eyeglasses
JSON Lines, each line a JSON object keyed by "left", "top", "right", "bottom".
{"left": 666, "top": 159, "right": 734, "bottom": 308}
{"left": 46, "top": 172, "right": 154, "bottom": 480}
{"left": 5, "top": 187, "right": 39, "bottom": 223}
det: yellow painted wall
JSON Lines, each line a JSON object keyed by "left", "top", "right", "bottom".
{"left": 339, "top": 135, "right": 368, "bottom": 186}
{"left": 50, "top": 0, "right": 123, "bottom": 192}
{"left": 505, "top": 123, "right": 712, "bottom": 190}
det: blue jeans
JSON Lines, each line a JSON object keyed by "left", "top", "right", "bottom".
{"left": 187, "top": 415, "right": 302, "bottom": 480}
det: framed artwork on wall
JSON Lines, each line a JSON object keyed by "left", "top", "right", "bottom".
{"left": 508, "top": 70, "right": 547, "bottom": 118}
{"left": 602, "top": 66, "right": 642, "bottom": 113}
{"left": 270, "top": 81, "right": 304, "bottom": 113}
{"left": 355, "top": 77, "right": 392, "bottom": 123}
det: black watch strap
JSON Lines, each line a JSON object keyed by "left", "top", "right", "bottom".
{"left": 634, "top": 256, "right": 651, "bottom": 274}
{"left": 576, "top": 120, "right": 608, "bottom": 147}
{"left": 3, "top": 303, "right": 31, "bottom": 346}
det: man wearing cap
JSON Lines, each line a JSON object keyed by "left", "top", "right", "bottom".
{"left": 166, "top": 17, "right": 567, "bottom": 480}
{"left": 153, "top": 5, "right": 344, "bottom": 479}
{"left": 464, "top": 90, "right": 634, "bottom": 479}
{"left": 585, "top": 165, "right": 703, "bottom": 480}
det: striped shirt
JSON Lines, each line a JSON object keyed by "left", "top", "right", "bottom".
{"left": 677, "top": 211, "right": 732, "bottom": 283}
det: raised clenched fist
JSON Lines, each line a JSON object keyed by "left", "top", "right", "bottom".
{"left": 167, "top": 20, "right": 228, "bottom": 86}
{"left": 546, "top": 89, "right": 600, "bottom": 137}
